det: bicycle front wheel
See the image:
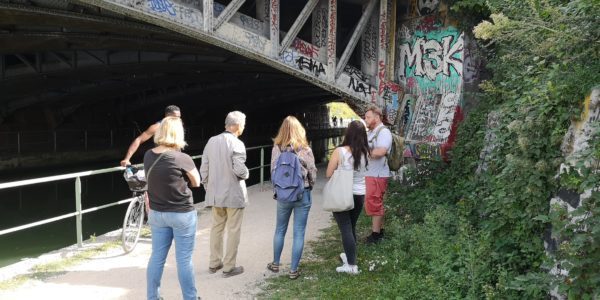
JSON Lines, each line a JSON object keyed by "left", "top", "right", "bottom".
{"left": 122, "top": 196, "right": 145, "bottom": 253}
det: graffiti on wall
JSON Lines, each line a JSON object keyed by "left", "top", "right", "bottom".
{"left": 417, "top": 0, "right": 440, "bottom": 15}
{"left": 296, "top": 57, "right": 326, "bottom": 77}
{"left": 243, "top": 32, "right": 266, "bottom": 51}
{"left": 397, "top": 32, "right": 463, "bottom": 82}
{"left": 312, "top": 4, "right": 328, "bottom": 48}
{"left": 362, "top": 16, "right": 378, "bottom": 63}
{"left": 395, "top": 11, "right": 470, "bottom": 159}
{"left": 149, "top": 0, "right": 176, "bottom": 15}
{"left": 292, "top": 38, "right": 319, "bottom": 58}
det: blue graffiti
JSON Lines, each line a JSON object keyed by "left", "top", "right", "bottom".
{"left": 149, "top": 0, "right": 176, "bottom": 16}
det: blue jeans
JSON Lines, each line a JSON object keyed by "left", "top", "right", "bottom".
{"left": 147, "top": 209, "right": 197, "bottom": 300}
{"left": 273, "top": 190, "right": 312, "bottom": 272}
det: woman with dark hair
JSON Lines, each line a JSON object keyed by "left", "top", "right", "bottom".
{"left": 325, "top": 120, "right": 369, "bottom": 274}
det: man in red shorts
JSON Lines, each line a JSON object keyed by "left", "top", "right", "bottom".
{"left": 364, "top": 105, "right": 392, "bottom": 244}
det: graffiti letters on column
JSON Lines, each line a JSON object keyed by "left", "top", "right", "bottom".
{"left": 398, "top": 32, "right": 464, "bottom": 81}
{"left": 313, "top": 6, "right": 328, "bottom": 48}
{"left": 433, "top": 92, "right": 460, "bottom": 140}
{"left": 362, "top": 19, "right": 377, "bottom": 62}
{"left": 345, "top": 65, "right": 373, "bottom": 97}
{"left": 296, "top": 57, "right": 326, "bottom": 77}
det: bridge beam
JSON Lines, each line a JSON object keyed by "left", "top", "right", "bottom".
{"left": 335, "top": 0, "right": 378, "bottom": 79}
{"left": 326, "top": 0, "right": 336, "bottom": 83}
{"left": 213, "top": 0, "right": 245, "bottom": 31}
{"left": 269, "top": 0, "right": 279, "bottom": 57}
{"left": 279, "top": 0, "right": 319, "bottom": 55}
{"left": 203, "top": 0, "right": 213, "bottom": 32}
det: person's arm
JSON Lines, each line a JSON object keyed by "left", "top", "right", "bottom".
{"left": 232, "top": 141, "right": 249, "bottom": 180}
{"left": 120, "top": 123, "right": 159, "bottom": 166}
{"left": 178, "top": 154, "right": 200, "bottom": 187}
{"left": 370, "top": 128, "right": 392, "bottom": 159}
{"left": 304, "top": 148, "right": 317, "bottom": 186}
{"left": 326, "top": 148, "right": 340, "bottom": 178}
{"left": 199, "top": 143, "right": 210, "bottom": 187}
{"left": 370, "top": 147, "right": 388, "bottom": 159}
{"left": 270, "top": 146, "right": 280, "bottom": 175}
{"left": 186, "top": 168, "right": 201, "bottom": 187}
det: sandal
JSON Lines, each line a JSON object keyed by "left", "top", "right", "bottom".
{"left": 267, "top": 262, "right": 279, "bottom": 273}
{"left": 288, "top": 270, "right": 300, "bottom": 280}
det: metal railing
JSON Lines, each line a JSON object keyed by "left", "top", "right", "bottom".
{"left": 0, "top": 144, "right": 275, "bottom": 246}
{"left": 0, "top": 123, "right": 341, "bottom": 156}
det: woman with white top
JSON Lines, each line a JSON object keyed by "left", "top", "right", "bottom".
{"left": 325, "top": 120, "right": 369, "bottom": 274}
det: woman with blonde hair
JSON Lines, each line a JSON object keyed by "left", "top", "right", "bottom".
{"left": 266, "top": 116, "right": 317, "bottom": 279}
{"left": 144, "top": 116, "right": 201, "bottom": 300}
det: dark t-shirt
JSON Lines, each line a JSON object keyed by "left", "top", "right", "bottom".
{"left": 144, "top": 150, "right": 196, "bottom": 213}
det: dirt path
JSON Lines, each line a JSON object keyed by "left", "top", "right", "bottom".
{"left": 0, "top": 169, "right": 332, "bottom": 300}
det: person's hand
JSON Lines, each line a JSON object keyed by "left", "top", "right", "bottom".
{"left": 120, "top": 159, "right": 130, "bottom": 167}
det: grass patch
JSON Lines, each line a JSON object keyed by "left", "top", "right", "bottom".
{"left": 259, "top": 211, "right": 437, "bottom": 299}
{"left": 0, "top": 240, "right": 120, "bottom": 291}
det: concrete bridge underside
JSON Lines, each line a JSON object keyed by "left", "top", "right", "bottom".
{"left": 1, "top": 0, "right": 399, "bottom": 132}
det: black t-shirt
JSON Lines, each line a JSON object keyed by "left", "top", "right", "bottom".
{"left": 144, "top": 150, "right": 196, "bottom": 213}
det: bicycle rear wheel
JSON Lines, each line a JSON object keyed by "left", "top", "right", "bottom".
{"left": 122, "top": 196, "right": 145, "bottom": 253}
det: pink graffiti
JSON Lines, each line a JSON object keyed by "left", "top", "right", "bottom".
{"left": 416, "top": 15, "right": 439, "bottom": 32}
{"left": 440, "top": 106, "right": 463, "bottom": 161}
{"left": 327, "top": 0, "right": 337, "bottom": 60}
{"left": 379, "top": 11, "right": 387, "bottom": 49}
{"left": 406, "top": 77, "right": 417, "bottom": 89}
{"left": 378, "top": 60, "right": 400, "bottom": 96}
{"left": 292, "top": 38, "right": 319, "bottom": 58}
{"left": 270, "top": 0, "right": 278, "bottom": 29}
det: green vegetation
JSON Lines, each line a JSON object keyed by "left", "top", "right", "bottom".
{"left": 263, "top": 0, "right": 599, "bottom": 298}
{"left": 0, "top": 240, "right": 119, "bottom": 291}
{"left": 327, "top": 102, "right": 360, "bottom": 121}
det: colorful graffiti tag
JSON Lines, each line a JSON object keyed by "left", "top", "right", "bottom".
{"left": 395, "top": 18, "right": 467, "bottom": 160}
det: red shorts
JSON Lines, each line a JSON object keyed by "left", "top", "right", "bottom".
{"left": 365, "top": 177, "right": 388, "bottom": 216}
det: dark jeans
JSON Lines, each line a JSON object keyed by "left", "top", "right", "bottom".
{"left": 332, "top": 195, "right": 364, "bottom": 265}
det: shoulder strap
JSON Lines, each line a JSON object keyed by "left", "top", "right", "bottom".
{"left": 369, "top": 125, "right": 386, "bottom": 143}
{"left": 146, "top": 151, "right": 168, "bottom": 180}
{"left": 336, "top": 147, "right": 344, "bottom": 169}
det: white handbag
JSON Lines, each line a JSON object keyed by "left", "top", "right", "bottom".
{"left": 322, "top": 148, "right": 354, "bottom": 212}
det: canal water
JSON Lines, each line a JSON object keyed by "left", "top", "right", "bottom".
{"left": 0, "top": 135, "right": 341, "bottom": 268}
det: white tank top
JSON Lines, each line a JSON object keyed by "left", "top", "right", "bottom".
{"left": 338, "top": 147, "right": 366, "bottom": 195}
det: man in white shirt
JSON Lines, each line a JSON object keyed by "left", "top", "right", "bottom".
{"left": 364, "top": 105, "right": 392, "bottom": 244}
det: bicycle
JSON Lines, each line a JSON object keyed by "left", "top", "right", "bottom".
{"left": 122, "top": 165, "right": 147, "bottom": 253}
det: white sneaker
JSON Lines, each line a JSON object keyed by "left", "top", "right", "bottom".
{"left": 336, "top": 263, "right": 359, "bottom": 274}
{"left": 339, "top": 253, "right": 348, "bottom": 265}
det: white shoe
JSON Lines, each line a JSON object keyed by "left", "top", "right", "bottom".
{"left": 336, "top": 263, "right": 359, "bottom": 274}
{"left": 339, "top": 253, "right": 348, "bottom": 265}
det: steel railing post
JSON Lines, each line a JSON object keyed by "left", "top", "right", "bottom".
{"left": 260, "top": 147, "right": 265, "bottom": 188}
{"left": 17, "top": 132, "right": 20, "bottom": 155}
{"left": 75, "top": 176, "right": 83, "bottom": 247}
{"left": 53, "top": 131, "right": 57, "bottom": 152}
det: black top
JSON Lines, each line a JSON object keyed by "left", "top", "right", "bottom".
{"left": 144, "top": 150, "right": 196, "bottom": 213}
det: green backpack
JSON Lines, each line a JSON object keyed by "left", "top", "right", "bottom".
{"left": 371, "top": 126, "right": 405, "bottom": 171}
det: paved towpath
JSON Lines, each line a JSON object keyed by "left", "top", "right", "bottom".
{"left": 0, "top": 168, "right": 332, "bottom": 300}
